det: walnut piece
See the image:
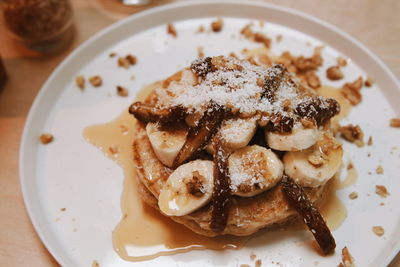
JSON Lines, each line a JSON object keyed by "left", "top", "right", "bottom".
{"left": 76, "top": 75, "right": 85, "bottom": 90}
{"left": 364, "top": 76, "right": 373, "bottom": 87}
{"left": 375, "top": 185, "right": 389, "bottom": 198}
{"left": 375, "top": 165, "right": 384, "bottom": 174}
{"left": 338, "top": 247, "right": 356, "bottom": 267}
{"left": 340, "top": 77, "right": 363, "bottom": 105}
{"left": 40, "top": 133, "right": 53, "bottom": 144}
{"left": 339, "top": 124, "right": 364, "bottom": 147}
{"left": 390, "top": 118, "right": 400, "bottom": 128}
{"left": 116, "top": 86, "right": 129, "bottom": 97}
{"left": 348, "top": 192, "right": 358, "bottom": 199}
{"left": 372, "top": 226, "right": 384, "bottom": 237}
{"left": 197, "top": 46, "right": 204, "bottom": 58}
{"left": 167, "top": 23, "right": 177, "bottom": 37}
{"left": 305, "top": 71, "right": 321, "bottom": 89}
{"left": 326, "top": 66, "right": 343, "bottom": 80}
{"left": 89, "top": 76, "right": 102, "bottom": 87}
{"left": 367, "top": 136, "right": 373, "bottom": 146}
{"left": 336, "top": 57, "right": 347, "bottom": 67}
{"left": 211, "top": 18, "right": 223, "bottom": 32}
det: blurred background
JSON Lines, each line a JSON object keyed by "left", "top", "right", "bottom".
{"left": 0, "top": 0, "right": 398, "bottom": 266}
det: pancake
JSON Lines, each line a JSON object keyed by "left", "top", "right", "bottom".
{"left": 133, "top": 120, "right": 331, "bottom": 237}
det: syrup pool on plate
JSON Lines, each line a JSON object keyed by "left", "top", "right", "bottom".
{"left": 83, "top": 75, "right": 356, "bottom": 261}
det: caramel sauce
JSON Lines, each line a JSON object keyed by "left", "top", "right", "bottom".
{"left": 83, "top": 68, "right": 356, "bottom": 260}
{"left": 83, "top": 83, "right": 247, "bottom": 261}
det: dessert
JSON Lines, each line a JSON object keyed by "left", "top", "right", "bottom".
{"left": 129, "top": 56, "right": 342, "bottom": 254}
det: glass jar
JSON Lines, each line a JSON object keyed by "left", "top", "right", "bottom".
{"left": 1, "top": 0, "right": 74, "bottom": 53}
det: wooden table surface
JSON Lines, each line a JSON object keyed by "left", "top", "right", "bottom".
{"left": 0, "top": 0, "right": 399, "bottom": 266}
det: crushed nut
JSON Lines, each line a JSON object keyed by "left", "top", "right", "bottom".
{"left": 167, "top": 23, "right": 177, "bottom": 37}
{"left": 336, "top": 57, "right": 347, "bottom": 67}
{"left": 367, "top": 136, "right": 373, "bottom": 146}
{"left": 60, "top": 208, "right": 66, "bottom": 212}
{"left": 211, "top": 18, "right": 223, "bottom": 32}
{"left": 240, "top": 265, "right": 251, "bottom": 267}
{"left": 89, "top": 76, "right": 102, "bottom": 87}
{"left": 197, "top": 46, "right": 204, "bottom": 58}
{"left": 364, "top": 76, "right": 373, "bottom": 87}
{"left": 109, "top": 52, "right": 116, "bottom": 58}
{"left": 339, "top": 247, "right": 355, "bottom": 267}
{"left": 255, "top": 259, "right": 262, "bottom": 267}
{"left": 339, "top": 124, "right": 364, "bottom": 147}
{"left": 116, "top": 86, "right": 129, "bottom": 97}
{"left": 326, "top": 66, "right": 343, "bottom": 80}
{"left": 375, "top": 185, "right": 389, "bottom": 198}
{"left": 253, "top": 32, "right": 271, "bottom": 48}
{"left": 196, "top": 24, "right": 205, "bottom": 33}
{"left": 118, "top": 57, "right": 130, "bottom": 69}
{"left": 125, "top": 54, "right": 137, "bottom": 65}
{"left": 372, "top": 226, "right": 384, "bottom": 237}
{"left": 349, "top": 192, "right": 358, "bottom": 199}
{"left": 40, "top": 133, "right": 53, "bottom": 144}
{"left": 249, "top": 252, "right": 256, "bottom": 261}
{"left": 305, "top": 71, "right": 321, "bottom": 89}
{"left": 341, "top": 77, "right": 363, "bottom": 105}
{"left": 92, "top": 260, "right": 100, "bottom": 267}
{"left": 390, "top": 118, "right": 400, "bottom": 128}
{"left": 76, "top": 75, "right": 85, "bottom": 90}
{"left": 276, "top": 34, "right": 283, "bottom": 42}
{"left": 375, "top": 165, "right": 384, "bottom": 174}
{"left": 240, "top": 24, "right": 270, "bottom": 48}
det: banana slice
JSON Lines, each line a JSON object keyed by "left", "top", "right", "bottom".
{"left": 266, "top": 126, "right": 320, "bottom": 151}
{"left": 206, "top": 117, "right": 257, "bottom": 153}
{"left": 228, "top": 145, "right": 284, "bottom": 197}
{"left": 158, "top": 160, "right": 214, "bottom": 216}
{"left": 283, "top": 132, "right": 343, "bottom": 187}
{"left": 146, "top": 122, "right": 188, "bottom": 167}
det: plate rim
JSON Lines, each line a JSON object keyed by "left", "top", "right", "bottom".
{"left": 19, "top": 0, "right": 400, "bottom": 266}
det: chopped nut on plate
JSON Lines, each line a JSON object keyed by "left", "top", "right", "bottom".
{"left": 326, "top": 66, "right": 343, "bottom": 80}
{"left": 76, "top": 75, "right": 85, "bottom": 90}
{"left": 367, "top": 136, "right": 373, "bottom": 146}
{"left": 116, "top": 85, "right": 129, "bottom": 97}
{"left": 390, "top": 118, "right": 400, "bottom": 128}
{"left": 167, "top": 23, "right": 177, "bottom": 37}
{"left": 196, "top": 24, "right": 205, "bottom": 33}
{"left": 249, "top": 252, "right": 256, "bottom": 261}
{"left": 305, "top": 71, "right": 321, "bottom": 89}
{"left": 211, "top": 18, "right": 223, "bottom": 32}
{"left": 349, "top": 192, "right": 358, "bottom": 199}
{"left": 125, "top": 54, "right": 137, "bottom": 65}
{"left": 364, "top": 76, "right": 373, "bottom": 87}
{"left": 40, "top": 133, "right": 53, "bottom": 144}
{"left": 372, "top": 226, "right": 384, "bottom": 237}
{"left": 89, "top": 76, "right": 102, "bottom": 87}
{"left": 336, "top": 57, "right": 347, "bottom": 67}
{"left": 338, "top": 246, "right": 356, "bottom": 267}
{"left": 338, "top": 124, "right": 364, "bottom": 147}
{"left": 375, "top": 185, "right": 389, "bottom": 198}
{"left": 375, "top": 165, "right": 384, "bottom": 174}
{"left": 197, "top": 46, "right": 204, "bottom": 58}
{"left": 255, "top": 259, "right": 262, "bottom": 267}
{"left": 118, "top": 57, "right": 130, "bottom": 69}
{"left": 340, "top": 77, "right": 363, "bottom": 105}
{"left": 109, "top": 52, "right": 116, "bottom": 58}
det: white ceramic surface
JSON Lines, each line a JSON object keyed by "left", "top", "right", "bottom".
{"left": 20, "top": 1, "right": 400, "bottom": 266}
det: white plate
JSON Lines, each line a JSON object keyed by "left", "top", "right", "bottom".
{"left": 20, "top": 1, "right": 400, "bottom": 266}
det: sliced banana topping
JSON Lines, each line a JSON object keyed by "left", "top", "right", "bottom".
{"left": 206, "top": 117, "right": 257, "bottom": 153}
{"left": 158, "top": 160, "right": 214, "bottom": 216}
{"left": 266, "top": 126, "right": 320, "bottom": 151}
{"left": 146, "top": 122, "right": 188, "bottom": 167}
{"left": 283, "top": 132, "right": 343, "bottom": 187}
{"left": 228, "top": 145, "right": 284, "bottom": 197}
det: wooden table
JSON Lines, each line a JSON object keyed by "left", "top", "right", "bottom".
{"left": 0, "top": 0, "right": 399, "bottom": 266}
